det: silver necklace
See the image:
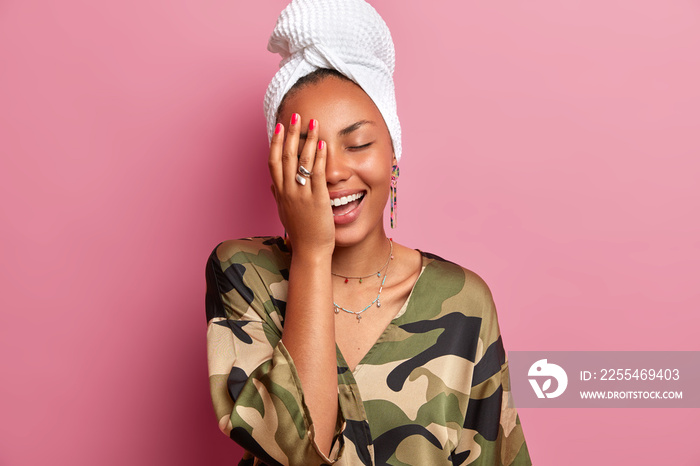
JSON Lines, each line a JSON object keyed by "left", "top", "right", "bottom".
{"left": 331, "top": 238, "right": 393, "bottom": 283}
{"left": 333, "top": 239, "right": 393, "bottom": 322}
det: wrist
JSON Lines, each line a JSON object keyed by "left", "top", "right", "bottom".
{"left": 290, "top": 248, "right": 334, "bottom": 267}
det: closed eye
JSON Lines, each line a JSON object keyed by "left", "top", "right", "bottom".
{"left": 348, "top": 142, "right": 372, "bottom": 150}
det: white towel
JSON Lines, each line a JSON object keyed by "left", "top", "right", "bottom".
{"left": 263, "top": 0, "right": 402, "bottom": 162}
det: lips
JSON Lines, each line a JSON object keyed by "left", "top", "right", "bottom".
{"left": 330, "top": 191, "right": 365, "bottom": 207}
{"left": 332, "top": 197, "right": 361, "bottom": 216}
{"left": 330, "top": 190, "right": 366, "bottom": 223}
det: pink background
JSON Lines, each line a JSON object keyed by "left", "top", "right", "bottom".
{"left": 1, "top": 0, "right": 698, "bottom": 464}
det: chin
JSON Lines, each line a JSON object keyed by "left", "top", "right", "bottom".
{"left": 333, "top": 230, "right": 362, "bottom": 249}
{"left": 333, "top": 221, "right": 385, "bottom": 249}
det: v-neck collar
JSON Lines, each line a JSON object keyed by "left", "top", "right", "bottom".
{"left": 336, "top": 250, "right": 432, "bottom": 376}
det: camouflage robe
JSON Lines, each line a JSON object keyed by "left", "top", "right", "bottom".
{"left": 205, "top": 236, "right": 532, "bottom": 466}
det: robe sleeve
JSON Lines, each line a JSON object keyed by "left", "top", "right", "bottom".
{"left": 451, "top": 275, "right": 532, "bottom": 466}
{"left": 205, "top": 241, "right": 346, "bottom": 466}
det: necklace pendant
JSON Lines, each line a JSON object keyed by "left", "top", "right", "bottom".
{"left": 331, "top": 238, "right": 392, "bottom": 322}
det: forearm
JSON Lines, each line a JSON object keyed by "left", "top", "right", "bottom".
{"left": 281, "top": 250, "right": 338, "bottom": 456}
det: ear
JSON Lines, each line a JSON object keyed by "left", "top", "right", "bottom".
{"left": 392, "top": 153, "right": 397, "bottom": 167}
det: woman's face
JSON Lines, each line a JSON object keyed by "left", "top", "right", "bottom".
{"left": 276, "top": 76, "right": 396, "bottom": 247}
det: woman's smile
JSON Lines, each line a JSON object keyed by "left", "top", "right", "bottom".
{"left": 330, "top": 190, "right": 366, "bottom": 224}
{"left": 330, "top": 191, "right": 365, "bottom": 219}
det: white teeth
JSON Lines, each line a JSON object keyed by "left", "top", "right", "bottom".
{"left": 330, "top": 192, "right": 364, "bottom": 206}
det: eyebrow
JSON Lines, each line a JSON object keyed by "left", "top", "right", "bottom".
{"left": 299, "top": 119, "right": 376, "bottom": 139}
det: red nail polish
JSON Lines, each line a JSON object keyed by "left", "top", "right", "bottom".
{"left": 275, "top": 123, "right": 282, "bottom": 134}
{"left": 318, "top": 140, "right": 324, "bottom": 150}
{"left": 291, "top": 113, "right": 299, "bottom": 125}
{"left": 309, "top": 119, "right": 316, "bottom": 131}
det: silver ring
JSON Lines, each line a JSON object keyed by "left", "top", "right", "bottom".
{"left": 298, "top": 165, "right": 312, "bottom": 177}
{"left": 295, "top": 173, "right": 307, "bottom": 186}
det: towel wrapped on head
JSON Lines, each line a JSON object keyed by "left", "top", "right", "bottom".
{"left": 263, "top": 0, "right": 402, "bottom": 162}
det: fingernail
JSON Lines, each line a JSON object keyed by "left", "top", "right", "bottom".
{"left": 275, "top": 123, "right": 282, "bottom": 134}
{"left": 291, "top": 113, "right": 299, "bottom": 125}
{"left": 318, "top": 140, "right": 325, "bottom": 150}
{"left": 309, "top": 119, "right": 316, "bottom": 131}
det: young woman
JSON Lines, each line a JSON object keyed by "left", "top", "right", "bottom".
{"left": 205, "top": 1, "right": 531, "bottom": 465}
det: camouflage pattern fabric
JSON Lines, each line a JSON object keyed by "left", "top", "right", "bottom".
{"left": 205, "top": 236, "right": 532, "bottom": 466}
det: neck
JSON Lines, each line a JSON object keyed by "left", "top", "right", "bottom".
{"left": 331, "top": 228, "right": 390, "bottom": 276}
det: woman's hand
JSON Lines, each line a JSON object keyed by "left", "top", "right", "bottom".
{"left": 270, "top": 114, "right": 340, "bottom": 456}
{"left": 269, "top": 113, "right": 335, "bottom": 257}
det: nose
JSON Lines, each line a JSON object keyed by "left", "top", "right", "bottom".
{"left": 324, "top": 143, "right": 351, "bottom": 185}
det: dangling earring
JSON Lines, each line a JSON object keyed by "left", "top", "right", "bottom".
{"left": 283, "top": 229, "right": 289, "bottom": 247}
{"left": 390, "top": 164, "right": 399, "bottom": 229}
